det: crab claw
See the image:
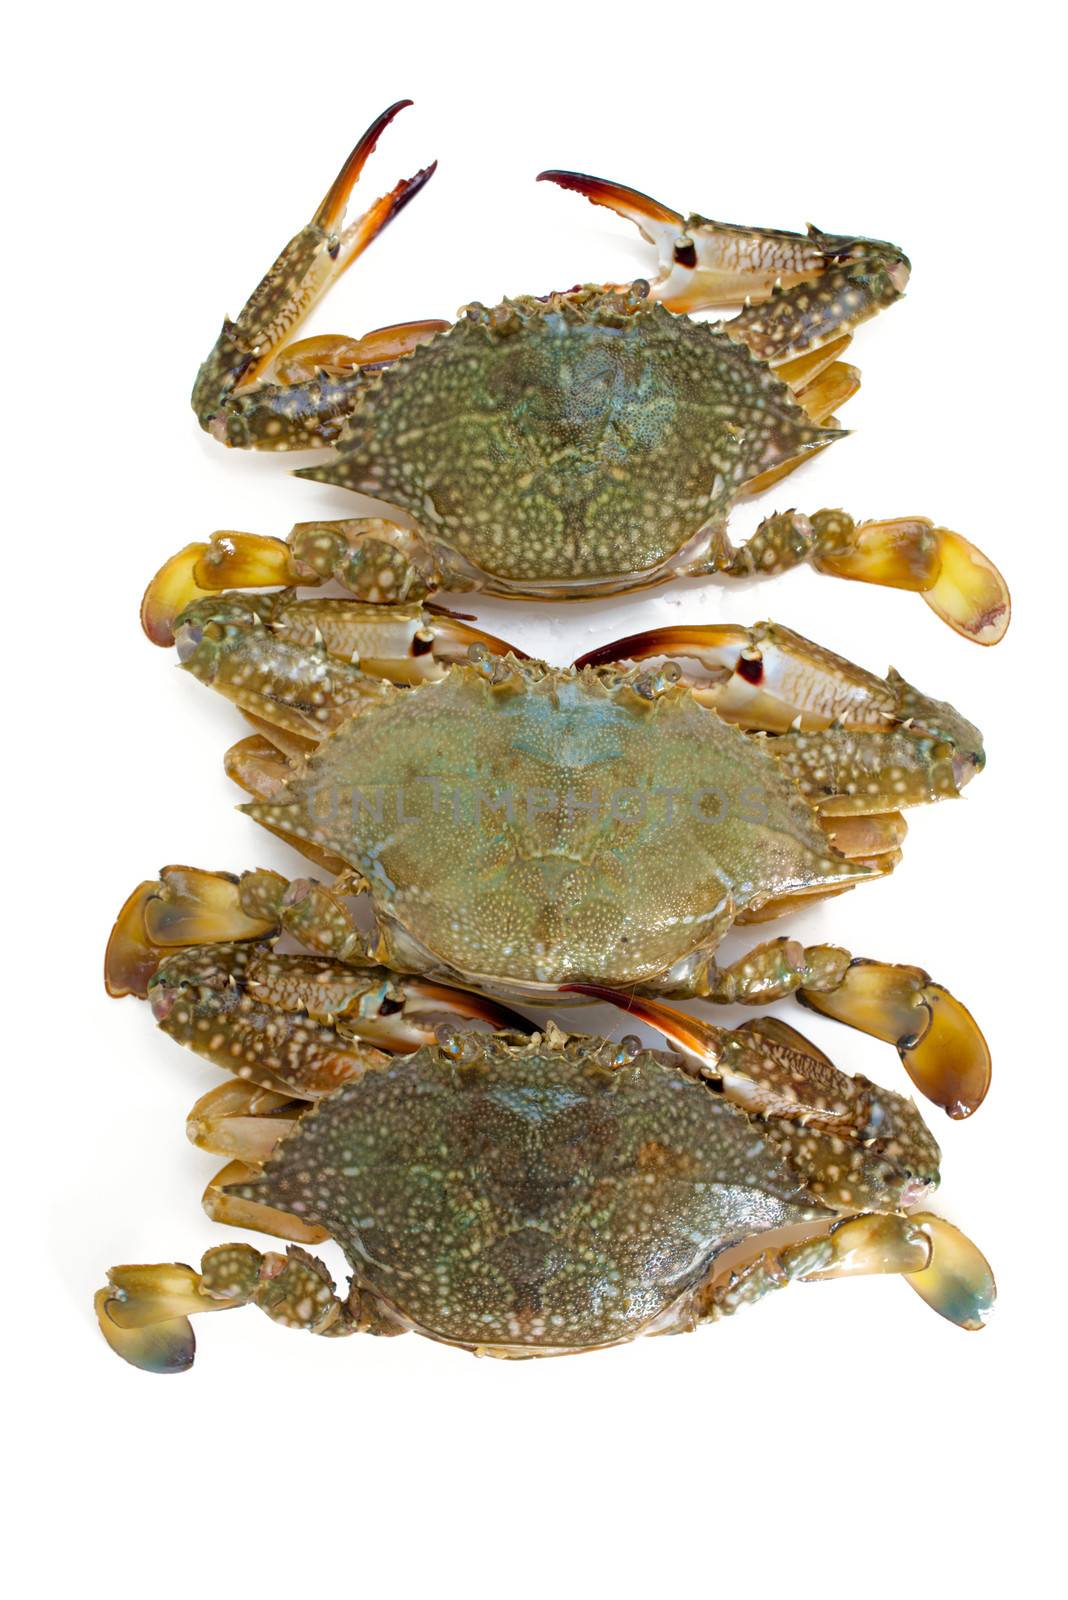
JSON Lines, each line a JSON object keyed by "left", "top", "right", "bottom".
{"left": 562, "top": 985, "right": 725, "bottom": 1070}
{"left": 537, "top": 170, "right": 684, "bottom": 237}
{"left": 298, "top": 140, "right": 438, "bottom": 380}
{"left": 391, "top": 980, "right": 534, "bottom": 1043}
{"left": 537, "top": 171, "right": 908, "bottom": 322}
{"left": 798, "top": 961, "right": 991, "bottom": 1119}
{"left": 574, "top": 620, "right": 899, "bottom": 734}
{"left": 192, "top": 100, "right": 437, "bottom": 448}
{"left": 905, "top": 1214, "right": 996, "bottom": 1329}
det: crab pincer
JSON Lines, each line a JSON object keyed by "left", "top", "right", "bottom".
{"left": 192, "top": 99, "right": 442, "bottom": 451}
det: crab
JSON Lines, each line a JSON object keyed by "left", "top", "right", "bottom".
{"left": 107, "top": 611, "right": 992, "bottom": 1122}
{"left": 95, "top": 990, "right": 995, "bottom": 1372}
{"left": 148, "top": 99, "right": 1010, "bottom": 652}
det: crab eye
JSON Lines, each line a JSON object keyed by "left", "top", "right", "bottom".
{"left": 175, "top": 624, "right": 205, "bottom": 662}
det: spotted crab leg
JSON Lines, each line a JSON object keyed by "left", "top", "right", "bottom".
{"left": 193, "top": 99, "right": 440, "bottom": 450}
{"left": 164, "top": 595, "right": 516, "bottom": 739}
{"left": 568, "top": 945, "right": 991, "bottom": 1120}
{"left": 140, "top": 523, "right": 452, "bottom": 646}
{"left": 105, "top": 866, "right": 532, "bottom": 1079}
{"left": 575, "top": 622, "right": 987, "bottom": 811}
{"left": 96, "top": 1244, "right": 408, "bottom": 1374}
{"left": 683, "top": 1211, "right": 995, "bottom": 1333}
{"left": 537, "top": 168, "right": 911, "bottom": 342}
{"left": 570, "top": 991, "right": 994, "bottom": 1329}
{"left": 702, "top": 511, "right": 1009, "bottom": 647}
{"left": 141, "top": 572, "right": 520, "bottom": 757}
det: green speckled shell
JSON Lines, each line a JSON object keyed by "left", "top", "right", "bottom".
{"left": 247, "top": 663, "right": 861, "bottom": 988}
{"left": 241, "top": 1037, "right": 822, "bottom": 1351}
{"left": 300, "top": 291, "right": 835, "bottom": 583}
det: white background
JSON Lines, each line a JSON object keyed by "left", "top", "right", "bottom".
{"left": 8, "top": 4, "right": 1060, "bottom": 1593}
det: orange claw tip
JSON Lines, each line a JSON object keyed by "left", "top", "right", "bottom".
{"left": 923, "top": 529, "right": 1011, "bottom": 646}
{"left": 315, "top": 99, "right": 417, "bottom": 227}
{"left": 105, "top": 881, "right": 166, "bottom": 999}
{"left": 561, "top": 985, "right": 723, "bottom": 1067}
{"left": 573, "top": 624, "right": 746, "bottom": 671}
{"left": 140, "top": 542, "right": 211, "bottom": 647}
{"left": 432, "top": 613, "right": 530, "bottom": 664}
{"left": 574, "top": 628, "right": 675, "bottom": 669}
{"left": 376, "top": 162, "right": 440, "bottom": 230}
{"left": 536, "top": 170, "right": 684, "bottom": 230}
{"left": 402, "top": 981, "right": 534, "bottom": 1036}
{"left": 905, "top": 1215, "right": 997, "bottom": 1330}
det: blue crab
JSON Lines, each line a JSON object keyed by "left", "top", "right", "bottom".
{"left": 144, "top": 99, "right": 1009, "bottom": 649}
{"left": 95, "top": 992, "right": 994, "bottom": 1372}
{"left": 107, "top": 619, "right": 991, "bottom": 1121}
{"left": 96, "top": 99, "right": 1000, "bottom": 1374}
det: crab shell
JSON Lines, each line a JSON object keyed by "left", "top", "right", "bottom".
{"left": 244, "top": 656, "right": 872, "bottom": 997}
{"left": 295, "top": 286, "right": 838, "bottom": 595}
{"left": 227, "top": 1026, "right": 930, "bottom": 1354}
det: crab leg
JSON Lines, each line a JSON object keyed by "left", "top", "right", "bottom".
{"left": 267, "top": 320, "right": 449, "bottom": 385}
{"left": 193, "top": 100, "right": 438, "bottom": 449}
{"left": 144, "top": 582, "right": 520, "bottom": 739}
{"left": 183, "top": 1083, "right": 338, "bottom": 1242}
{"left": 568, "top": 952, "right": 991, "bottom": 1119}
{"left": 140, "top": 529, "right": 521, "bottom": 685}
{"left": 186, "top": 1080, "right": 305, "bottom": 1161}
{"left": 200, "top": 1159, "right": 332, "bottom": 1243}
{"left": 578, "top": 620, "right": 902, "bottom": 732}
{"left": 684, "top": 1210, "right": 994, "bottom": 1332}
{"left": 105, "top": 869, "right": 532, "bottom": 1097}
{"left": 105, "top": 866, "right": 370, "bottom": 998}
{"left": 698, "top": 511, "right": 1010, "bottom": 647}
{"left": 141, "top": 522, "right": 457, "bottom": 646}
{"left": 537, "top": 169, "right": 911, "bottom": 337}
{"left": 96, "top": 1244, "right": 409, "bottom": 1373}
{"left": 576, "top": 621, "right": 986, "bottom": 808}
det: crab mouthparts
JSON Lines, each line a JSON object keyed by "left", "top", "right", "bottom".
{"left": 952, "top": 750, "right": 983, "bottom": 790}
{"left": 899, "top": 1177, "right": 937, "bottom": 1211}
